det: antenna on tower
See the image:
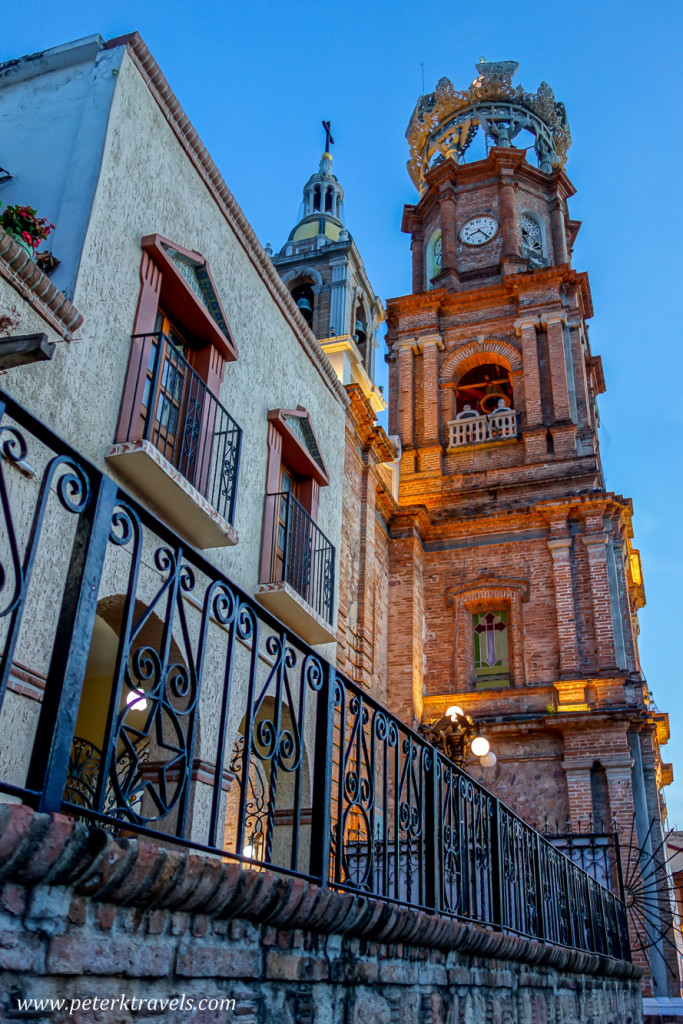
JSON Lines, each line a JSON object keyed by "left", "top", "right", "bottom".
{"left": 420, "top": 61, "right": 425, "bottom": 93}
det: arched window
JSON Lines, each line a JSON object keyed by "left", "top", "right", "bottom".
{"left": 519, "top": 211, "right": 547, "bottom": 267}
{"left": 313, "top": 186, "right": 321, "bottom": 212}
{"left": 425, "top": 229, "right": 442, "bottom": 287}
{"left": 325, "top": 187, "right": 334, "bottom": 213}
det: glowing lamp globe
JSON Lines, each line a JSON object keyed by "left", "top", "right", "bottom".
{"left": 446, "top": 705, "right": 464, "bottom": 720}
{"left": 479, "top": 751, "right": 497, "bottom": 768}
{"left": 126, "top": 688, "right": 148, "bottom": 711}
{"left": 470, "top": 735, "right": 490, "bottom": 757}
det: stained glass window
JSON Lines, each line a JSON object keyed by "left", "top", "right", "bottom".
{"left": 473, "top": 611, "right": 509, "bottom": 684}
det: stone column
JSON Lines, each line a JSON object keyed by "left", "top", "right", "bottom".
{"left": 515, "top": 317, "right": 542, "bottom": 427}
{"left": 411, "top": 230, "right": 425, "bottom": 293}
{"left": 550, "top": 199, "right": 568, "bottom": 265}
{"left": 547, "top": 529, "right": 580, "bottom": 676}
{"left": 582, "top": 513, "right": 617, "bottom": 671}
{"left": 544, "top": 313, "right": 571, "bottom": 423}
{"left": 499, "top": 173, "right": 520, "bottom": 258}
{"left": 438, "top": 188, "right": 458, "bottom": 271}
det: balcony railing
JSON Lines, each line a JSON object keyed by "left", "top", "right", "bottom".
{"left": 121, "top": 332, "right": 242, "bottom": 524}
{"left": 264, "top": 490, "right": 335, "bottom": 624}
{"left": 447, "top": 406, "right": 518, "bottom": 448}
{"left": 0, "top": 388, "right": 629, "bottom": 963}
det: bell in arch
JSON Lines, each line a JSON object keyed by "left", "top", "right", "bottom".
{"left": 294, "top": 290, "right": 315, "bottom": 325}
{"left": 480, "top": 383, "right": 510, "bottom": 414}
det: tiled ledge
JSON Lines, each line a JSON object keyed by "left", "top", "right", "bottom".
{"left": 0, "top": 228, "right": 82, "bottom": 340}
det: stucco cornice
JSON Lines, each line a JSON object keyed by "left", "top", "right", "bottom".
{"left": 0, "top": 228, "right": 83, "bottom": 340}
{"left": 106, "top": 32, "right": 348, "bottom": 409}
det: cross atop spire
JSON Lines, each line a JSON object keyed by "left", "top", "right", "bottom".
{"left": 322, "top": 120, "right": 334, "bottom": 155}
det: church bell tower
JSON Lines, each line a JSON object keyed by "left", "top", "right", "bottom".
{"left": 385, "top": 59, "right": 677, "bottom": 996}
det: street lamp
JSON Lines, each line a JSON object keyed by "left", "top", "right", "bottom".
{"left": 419, "top": 706, "right": 496, "bottom": 768}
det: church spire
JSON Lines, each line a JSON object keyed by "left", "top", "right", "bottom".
{"left": 298, "top": 121, "right": 345, "bottom": 225}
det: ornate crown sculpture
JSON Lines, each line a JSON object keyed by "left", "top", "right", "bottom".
{"left": 406, "top": 59, "right": 571, "bottom": 193}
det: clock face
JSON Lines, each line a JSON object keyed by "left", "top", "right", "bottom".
{"left": 460, "top": 215, "right": 499, "bottom": 246}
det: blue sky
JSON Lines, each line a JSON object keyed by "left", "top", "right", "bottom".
{"left": 3, "top": 1, "right": 683, "bottom": 823}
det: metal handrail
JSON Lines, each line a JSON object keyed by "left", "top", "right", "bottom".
{"left": 0, "top": 387, "right": 630, "bottom": 962}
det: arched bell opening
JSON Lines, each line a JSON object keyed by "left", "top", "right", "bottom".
{"left": 312, "top": 185, "right": 321, "bottom": 212}
{"left": 291, "top": 282, "right": 315, "bottom": 327}
{"left": 455, "top": 361, "right": 514, "bottom": 417}
{"left": 354, "top": 300, "right": 368, "bottom": 365}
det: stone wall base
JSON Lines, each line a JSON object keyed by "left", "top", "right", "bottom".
{"left": 0, "top": 805, "right": 643, "bottom": 1024}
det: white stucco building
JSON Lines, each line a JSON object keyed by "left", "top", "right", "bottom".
{"left": 0, "top": 32, "right": 350, "bottom": 857}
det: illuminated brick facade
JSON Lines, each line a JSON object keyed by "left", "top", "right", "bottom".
{"left": 382, "top": 65, "right": 678, "bottom": 1000}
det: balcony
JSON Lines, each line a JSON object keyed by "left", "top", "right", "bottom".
{"left": 107, "top": 333, "right": 242, "bottom": 549}
{"left": 447, "top": 405, "right": 518, "bottom": 450}
{"left": 256, "top": 491, "right": 336, "bottom": 645}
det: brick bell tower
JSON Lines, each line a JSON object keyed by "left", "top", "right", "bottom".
{"left": 385, "top": 59, "right": 678, "bottom": 996}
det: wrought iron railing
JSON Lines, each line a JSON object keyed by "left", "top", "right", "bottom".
{"left": 121, "top": 332, "right": 242, "bottom": 523}
{"left": 263, "top": 490, "right": 335, "bottom": 624}
{"left": 0, "top": 388, "right": 629, "bottom": 962}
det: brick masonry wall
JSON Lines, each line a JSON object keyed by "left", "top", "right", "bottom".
{"left": 0, "top": 806, "right": 642, "bottom": 1024}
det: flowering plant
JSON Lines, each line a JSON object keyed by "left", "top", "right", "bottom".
{"left": 0, "top": 205, "right": 54, "bottom": 251}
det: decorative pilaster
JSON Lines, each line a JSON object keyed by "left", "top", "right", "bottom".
{"left": 420, "top": 334, "right": 444, "bottom": 453}
{"left": 543, "top": 313, "right": 571, "bottom": 423}
{"left": 582, "top": 514, "right": 617, "bottom": 671}
{"left": 396, "top": 341, "right": 415, "bottom": 453}
{"left": 550, "top": 200, "right": 568, "bottom": 264}
{"left": 515, "top": 318, "right": 542, "bottom": 427}
{"left": 438, "top": 187, "right": 458, "bottom": 272}
{"left": 547, "top": 530, "right": 580, "bottom": 676}
{"left": 411, "top": 231, "right": 425, "bottom": 294}
{"left": 328, "top": 257, "right": 350, "bottom": 337}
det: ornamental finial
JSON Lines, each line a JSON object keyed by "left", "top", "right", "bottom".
{"left": 405, "top": 59, "right": 571, "bottom": 193}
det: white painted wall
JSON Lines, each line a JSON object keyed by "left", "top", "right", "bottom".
{"left": 1, "top": 42, "right": 346, "bottom": 611}
{"left": 0, "top": 37, "right": 348, "bottom": 827}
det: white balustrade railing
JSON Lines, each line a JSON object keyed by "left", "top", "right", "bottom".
{"left": 447, "top": 408, "right": 518, "bottom": 448}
